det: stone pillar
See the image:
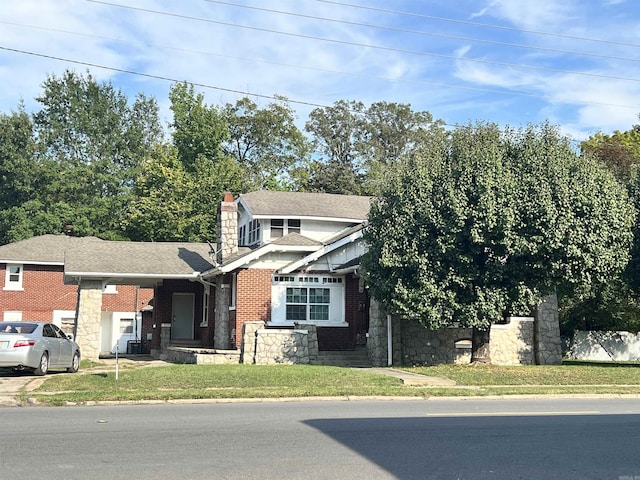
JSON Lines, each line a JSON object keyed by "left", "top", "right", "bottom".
{"left": 534, "top": 293, "right": 563, "bottom": 365}
{"left": 367, "top": 299, "right": 389, "bottom": 367}
{"left": 241, "top": 321, "right": 265, "bottom": 364}
{"left": 213, "top": 280, "right": 231, "bottom": 349}
{"left": 160, "top": 323, "right": 171, "bottom": 359}
{"left": 295, "top": 323, "right": 318, "bottom": 363}
{"left": 75, "top": 280, "right": 103, "bottom": 361}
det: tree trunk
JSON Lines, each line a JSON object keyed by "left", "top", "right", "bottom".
{"left": 471, "top": 327, "right": 491, "bottom": 364}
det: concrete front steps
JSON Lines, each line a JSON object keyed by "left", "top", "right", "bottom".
{"left": 312, "top": 348, "right": 372, "bottom": 368}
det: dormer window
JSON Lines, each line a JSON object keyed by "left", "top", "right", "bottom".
{"left": 271, "top": 219, "right": 301, "bottom": 238}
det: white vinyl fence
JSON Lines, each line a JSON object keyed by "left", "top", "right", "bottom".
{"left": 568, "top": 331, "right": 640, "bottom": 361}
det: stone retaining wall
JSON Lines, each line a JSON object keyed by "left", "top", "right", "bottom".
{"left": 254, "top": 329, "right": 310, "bottom": 364}
{"left": 368, "top": 298, "right": 551, "bottom": 366}
{"left": 166, "top": 347, "right": 240, "bottom": 364}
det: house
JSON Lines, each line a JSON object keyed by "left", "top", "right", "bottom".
{"left": 0, "top": 235, "right": 154, "bottom": 355}
{"left": 0, "top": 191, "right": 563, "bottom": 366}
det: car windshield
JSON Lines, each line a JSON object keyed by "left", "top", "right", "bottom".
{"left": 0, "top": 322, "right": 38, "bottom": 334}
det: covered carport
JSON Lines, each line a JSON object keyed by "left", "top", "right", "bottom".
{"left": 63, "top": 239, "right": 214, "bottom": 360}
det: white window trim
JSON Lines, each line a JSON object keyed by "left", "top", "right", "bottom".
{"left": 270, "top": 275, "right": 346, "bottom": 327}
{"left": 3, "top": 311, "right": 22, "bottom": 321}
{"left": 4, "top": 264, "right": 23, "bottom": 291}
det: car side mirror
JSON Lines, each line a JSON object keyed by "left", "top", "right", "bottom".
{"left": 66, "top": 334, "right": 74, "bottom": 341}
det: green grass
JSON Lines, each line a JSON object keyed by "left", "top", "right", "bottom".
{"left": 27, "top": 361, "right": 640, "bottom": 406}
{"left": 402, "top": 361, "right": 640, "bottom": 386}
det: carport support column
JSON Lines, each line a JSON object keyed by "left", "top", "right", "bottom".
{"left": 76, "top": 280, "right": 103, "bottom": 361}
{"left": 213, "top": 279, "right": 231, "bottom": 349}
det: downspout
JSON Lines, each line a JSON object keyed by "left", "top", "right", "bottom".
{"left": 387, "top": 314, "right": 392, "bottom": 366}
{"left": 73, "top": 276, "right": 81, "bottom": 341}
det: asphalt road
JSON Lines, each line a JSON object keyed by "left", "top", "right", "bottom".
{"left": 1, "top": 398, "right": 639, "bottom": 480}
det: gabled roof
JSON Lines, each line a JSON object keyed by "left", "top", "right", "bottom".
{"left": 202, "top": 232, "right": 321, "bottom": 277}
{"left": 238, "top": 191, "right": 371, "bottom": 221}
{"left": 0, "top": 234, "right": 104, "bottom": 264}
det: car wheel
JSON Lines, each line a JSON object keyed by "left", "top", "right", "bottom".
{"left": 34, "top": 352, "right": 49, "bottom": 376}
{"left": 67, "top": 351, "right": 80, "bottom": 373}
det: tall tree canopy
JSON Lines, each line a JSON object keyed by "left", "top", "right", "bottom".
{"left": 304, "top": 100, "right": 440, "bottom": 194}
{"left": 362, "top": 122, "right": 634, "bottom": 363}
{"left": 223, "top": 95, "right": 311, "bottom": 190}
{"left": 0, "top": 70, "right": 163, "bottom": 242}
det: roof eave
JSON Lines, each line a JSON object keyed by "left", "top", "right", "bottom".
{"left": 278, "top": 229, "right": 364, "bottom": 275}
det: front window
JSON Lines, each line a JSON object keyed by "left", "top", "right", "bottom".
{"left": 4, "top": 264, "right": 23, "bottom": 290}
{"left": 272, "top": 275, "right": 344, "bottom": 325}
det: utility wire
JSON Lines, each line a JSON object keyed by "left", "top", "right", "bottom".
{"left": 0, "top": 45, "right": 332, "bottom": 109}
{"left": 203, "top": 0, "right": 640, "bottom": 64}
{"left": 0, "top": 25, "right": 640, "bottom": 109}
{"left": 0, "top": 42, "right": 640, "bottom": 112}
{"left": 315, "top": 0, "right": 640, "bottom": 49}
{"left": 84, "top": 0, "right": 640, "bottom": 83}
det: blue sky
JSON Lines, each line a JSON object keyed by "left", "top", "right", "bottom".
{"left": 1, "top": 0, "right": 639, "bottom": 141}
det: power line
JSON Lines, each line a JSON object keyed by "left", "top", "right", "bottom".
{"left": 1, "top": 29, "right": 638, "bottom": 111}
{"left": 0, "top": 45, "right": 332, "bottom": 109}
{"left": 203, "top": 0, "right": 640, "bottom": 64}
{"left": 84, "top": 0, "right": 640, "bottom": 84}
{"left": 315, "top": 0, "right": 640, "bottom": 49}
{"left": 1, "top": 46, "right": 629, "bottom": 143}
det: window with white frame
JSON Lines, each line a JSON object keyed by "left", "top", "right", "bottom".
{"left": 120, "top": 318, "right": 134, "bottom": 334}
{"left": 248, "top": 219, "right": 261, "bottom": 245}
{"left": 271, "top": 219, "right": 301, "bottom": 239}
{"left": 271, "top": 275, "right": 344, "bottom": 325}
{"left": 4, "top": 264, "right": 23, "bottom": 290}
{"left": 3, "top": 311, "right": 22, "bottom": 321}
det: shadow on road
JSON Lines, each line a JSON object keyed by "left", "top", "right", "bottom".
{"left": 304, "top": 414, "right": 640, "bottom": 479}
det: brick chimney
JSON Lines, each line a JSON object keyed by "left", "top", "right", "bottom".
{"left": 217, "top": 192, "right": 238, "bottom": 265}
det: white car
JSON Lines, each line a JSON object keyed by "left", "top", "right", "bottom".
{"left": 0, "top": 321, "right": 81, "bottom": 375}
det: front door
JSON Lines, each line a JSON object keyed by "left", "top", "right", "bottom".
{"left": 171, "top": 293, "right": 194, "bottom": 340}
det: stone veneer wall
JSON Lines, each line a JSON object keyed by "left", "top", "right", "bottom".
{"left": 294, "top": 323, "right": 318, "bottom": 363}
{"left": 240, "top": 321, "right": 264, "bottom": 364}
{"left": 254, "top": 329, "right": 310, "bottom": 364}
{"left": 368, "top": 299, "right": 544, "bottom": 366}
{"left": 367, "top": 299, "right": 389, "bottom": 367}
{"left": 490, "top": 318, "right": 534, "bottom": 365}
{"left": 534, "top": 294, "right": 563, "bottom": 365}
{"left": 75, "top": 280, "right": 103, "bottom": 360}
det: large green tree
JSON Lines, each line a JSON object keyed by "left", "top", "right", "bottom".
{"left": 304, "top": 100, "right": 440, "bottom": 194}
{"left": 29, "top": 70, "right": 162, "bottom": 239}
{"left": 362, "top": 122, "right": 634, "bottom": 363}
{"left": 223, "top": 95, "right": 311, "bottom": 190}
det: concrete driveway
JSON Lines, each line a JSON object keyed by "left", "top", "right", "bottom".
{"left": 0, "top": 369, "right": 46, "bottom": 406}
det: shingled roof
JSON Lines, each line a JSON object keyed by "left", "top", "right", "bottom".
{"left": 64, "top": 240, "right": 214, "bottom": 278}
{"left": 0, "top": 235, "right": 103, "bottom": 264}
{"left": 0, "top": 234, "right": 214, "bottom": 282}
{"left": 238, "top": 191, "right": 371, "bottom": 220}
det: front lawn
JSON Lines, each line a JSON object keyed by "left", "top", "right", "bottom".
{"left": 25, "top": 361, "right": 640, "bottom": 406}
